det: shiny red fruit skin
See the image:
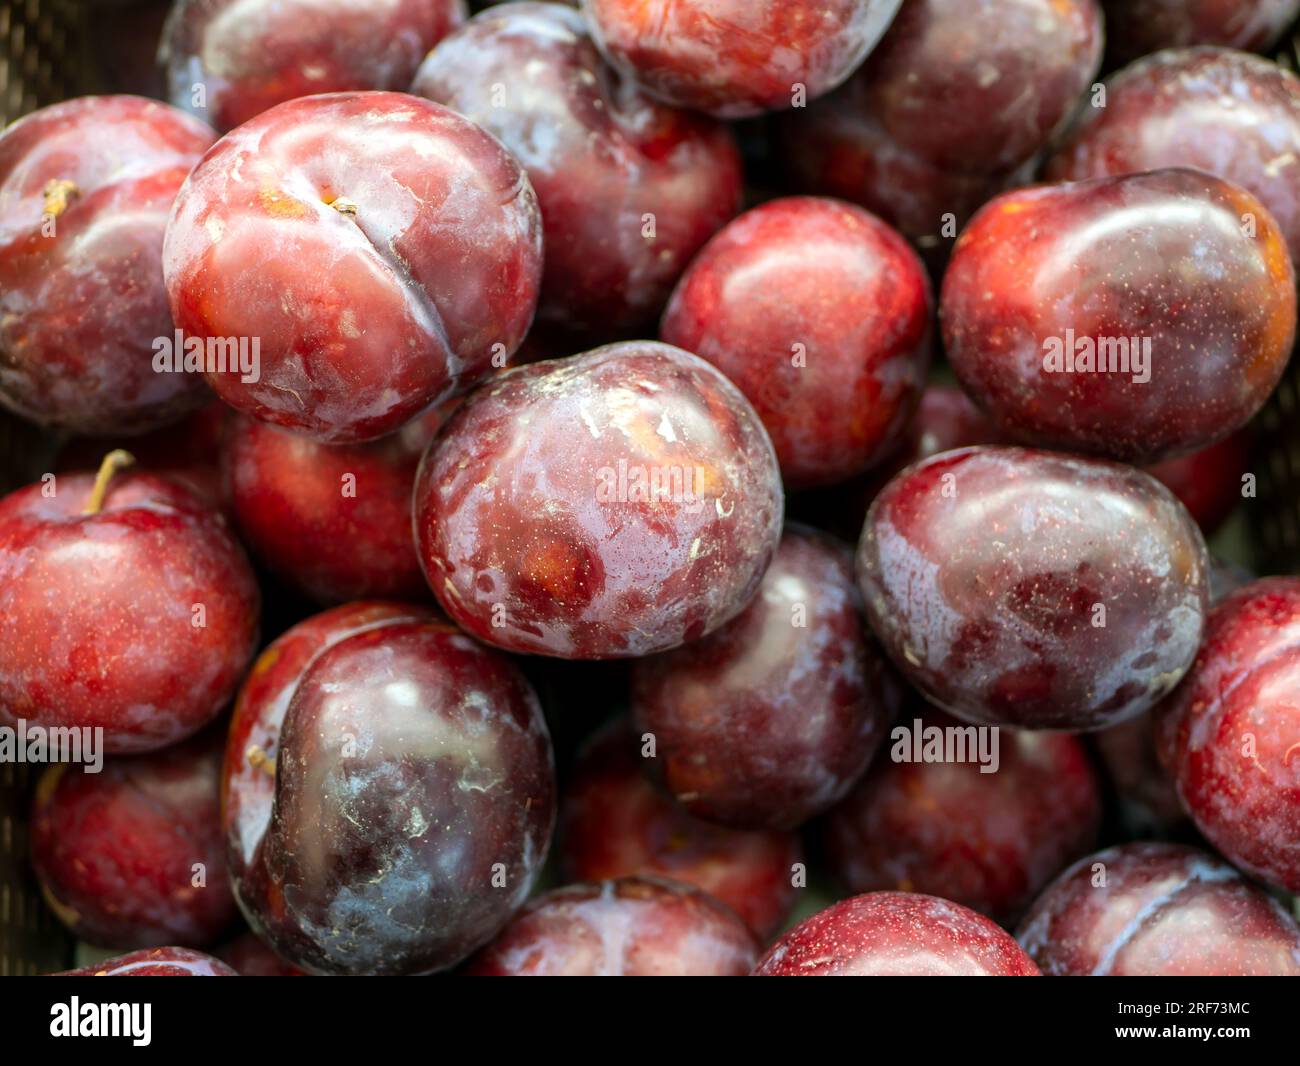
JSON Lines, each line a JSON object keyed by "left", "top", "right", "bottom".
{"left": 163, "top": 91, "right": 543, "bottom": 444}
{"left": 581, "top": 0, "right": 903, "bottom": 119}
{"left": 160, "top": 0, "right": 466, "bottom": 132}
{"left": 1093, "top": 556, "right": 1253, "bottom": 838}
{"left": 464, "top": 876, "right": 759, "bottom": 976}
{"left": 942, "top": 168, "right": 1296, "bottom": 464}
{"left": 0, "top": 472, "right": 259, "bottom": 753}
{"left": 661, "top": 197, "right": 930, "bottom": 489}
{"left": 413, "top": 342, "right": 784, "bottom": 659}
{"left": 0, "top": 96, "right": 215, "bottom": 435}
{"left": 847, "top": 0, "right": 1102, "bottom": 176}
{"left": 1018, "top": 843, "right": 1300, "bottom": 976}
{"left": 230, "top": 615, "right": 555, "bottom": 975}
{"left": 55, "top": 947, "right": 238, "bottom": 976}
{"left": 1046, "top": 47, "right": 1300, "bottom": 265}
{"left": 823, "top": 709, "right": 1101, "bottom": 925}
{"left": 632, "top": 527, "right": 899, "bottom": 830}
{"left": 225, "top": 408, "right": 445, "bottom": 603}
{"left": 1157, "top": 578, "right": 1300, "bottom": 893}
{"left": 411, "top": 2, "right": 742, "bottom": 339}
{"left": 858, "top": 447, "right": 1209, "bottom": 732}
{"left": 790, "top": 384, "right": 1003, "bottom": 543}
{"left": 559, "top": 720, "right": 801, "bottom": 939}
{"left": 1103, "top": 0, "right": 1300, "bottom": 65}
{"left": 775, "top": 84, "right": 1014, "bottom": 270}
{"left": 223, "top": 602, "right": 437, "bottom": 888}
{"left": 31, "top": 730, "right": 236, "bottom": 949}
{"left": 754, "top": 892, "right": 1041, "bottom": 976}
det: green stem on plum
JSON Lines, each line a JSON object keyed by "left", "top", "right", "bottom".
{"left": 42, "top": 178, "right": 79, "bottom": 218}
{"left": 82, "top": 450, "right": 135, "bottom": 515}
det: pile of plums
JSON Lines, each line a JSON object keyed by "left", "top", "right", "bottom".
{"left": 3, "top": 0, "right": 1299, "bottom": 978}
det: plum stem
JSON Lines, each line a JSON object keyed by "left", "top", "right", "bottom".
{"left": 42, "top": 178, "right": 79, "bottom": 218}
{"left": 328, "top": 196, "right": 358, "bottom": 217}
{"left": 246, "top": 745, "right": 276, "bottom": 776}
{"left": 82, "top": 450, "right": 135, "bottom": 515}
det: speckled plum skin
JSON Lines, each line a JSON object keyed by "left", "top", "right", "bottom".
{"left": 0, "top": 96, "right": 215, "bottom": 435}
{"left": 823, "top": 710, "right": 1101, "bottom": 925}
{"left": 229, "top": 613, "right": 555, "bottom": 975}
{"left": 774, "top": 81, "right": 1012, "bottom": 268}
{"left": 1017, "top": 843, "right": 1300, "bottom": 976}
{"left": 464, "top": 876, "right": 758, "bottom": 976}
{"left": 0, "top": 471, "right": 259, "bottom": 753}
{"left": 858, "top": 447, "right": 1209, "bottom": 732}
{"left": 1156, "top": 578, "right": 1300, "bottom": 893}
{"left": 414, "top": 342, "right": 783, "bottom": 659}
{"left": 560, "top": 721, "right": 801, "bottom": 939}
{"left": 30, "top": 731, "right": 236, "bottom": 949}
{"left": 1103, "top": 0, "right": 1300, "bottom": 65}
{"left": 840, "top": 0, "right": 1102, "bottom": 176}
{"left": 661, "top": 198, "right": 930, "bottom": 490}
{"left": 1046, "top": 48, "right": 1300, "bottom": 265}
{"left": 754, "top": 892, "right": 1040, "bottom": 976}
{"left": 54, "top": 947, "right": 238, "bottom": 976}
{"left": 163, "top": 91, "right": 543, "bottom": 444}
{"left": 581, "top": 0, "right": 903, "bottom": 119}
{"left": 225, "top": 408, "right": 445, "bottom": 603}
{"left": 160, "top": 0, "right": 466, "bottom": 132}
{"left": 632, "top": 527, "right": 898, "bottom": 831}
{"left": 410, "top": 3, "right": 742, "bottom": 340}
{"left": 942, "top": 169, "right": 1297, "bottom": 464}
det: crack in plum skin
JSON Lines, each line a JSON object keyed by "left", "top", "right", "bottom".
{"left": 0, "top": 96, "right": 216, "bottom": 436}
{"left": 410, "top": 2, "right": 742, "bottom": 341}
{"left": 631, "top": 526, "right": 900, "bottom": 831}
{"left": 1017, "top": 842, "right": 1300, "bottom": 976}
{"left": 559, "top": 719, "right": 802, "bottom": 940}
{"left": 413, "top": 341, "right": 783, "bottom": 659}
{"left": 225, "top": 607, "right": 555, "bottom": 975}
{"left": 754, "top": 891, "right": 1041, "bottom": 976}
{"left": 463, "top": 875, "right": 759, "bottom": 977}
{"left": 162, "top": 91, "right": 543, "bottom": 444}
{"left": 30, "top": 729, "right": 237, "bottom": 949}
{"left": 1156, "top": 578, "right": 1300, "bottom": 894}
{"left": 941, "top": 168, "right": 1297, "bottom": 465}
{"left": 0, "top": 471, "right": 260, "bottom": 753}
{"left": 1047, "top": 47, "right": 1300, "bottom": 266}
{"left": 580, "top": 0, "right": 903, "bottom": 119}
{"left": 857, "top": 446, "right": 1209, "bottom": 732}
{"left": 160, "top": 0, "right": 467, "bottom": 133}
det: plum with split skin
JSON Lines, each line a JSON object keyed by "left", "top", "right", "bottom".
{"left": 224, "top": 604, "right": 556, "bottom": 974}
{"left": 163, "top": 91, "right": 543, "bottom": 444}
